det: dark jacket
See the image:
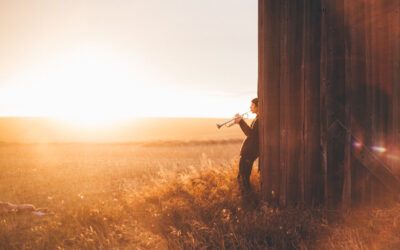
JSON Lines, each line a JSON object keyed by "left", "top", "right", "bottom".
{"left": 239, "top": 115, "right": 259, "bottom": 158}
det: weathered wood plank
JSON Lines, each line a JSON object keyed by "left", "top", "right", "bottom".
{"left": 287, "top": 0, "right": 304, "bottom": 205}
{"left": 346, "top": 0, "right": 369, "bottom": 206}
{"left": 393, "top": 0, "right": 400, "bottom": 171}
{"left": 387, "top": 0, "right": 400, "bottom": 171}
{"left": 259, "top": 0, "right": 281, "bottom": 203}
{"left": 343, "top": 0, "right": 353, "bottom": 208}
{"left": 304, "top": 0, "right": 323, "bottom": 206}
{"left": 257, "top": 0, "right": 265, "bottom": 199}
{"left": 325, "top": 0, "right": 346, "bottom": 209}
{"left": 363, "top": 0, "right": 376, "bottom": 206}
{"left": 279, "top": 0, "right": 289, "bottom": 206}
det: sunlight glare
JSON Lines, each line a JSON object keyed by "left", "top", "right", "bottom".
{"left": 2, "top": 47, "right": 149, "bottom": 126}
{"left": 0, "top": 46, "right": 255, "bottom": 122}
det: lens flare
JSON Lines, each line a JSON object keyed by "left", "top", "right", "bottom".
{"left": 370, "top": 146, "right": 387, "bottom": 153}
{"left": 352, "top": 141, "right": 387, "bottom": 153}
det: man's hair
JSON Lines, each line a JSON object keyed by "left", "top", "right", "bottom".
{"left": 251, "top": 98, "right": 258, "bottom": 107}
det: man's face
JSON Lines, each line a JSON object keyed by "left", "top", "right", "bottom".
{"left": 250, "top": 102, "right": 258, "bottom": 114}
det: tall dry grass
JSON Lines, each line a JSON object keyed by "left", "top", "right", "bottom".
{"left": 0, "top": 141, "right": 400, "bottom": 249}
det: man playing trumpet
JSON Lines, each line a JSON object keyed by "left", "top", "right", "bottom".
{"left": 234, "top": 98, "right": 259, "bottom": 193}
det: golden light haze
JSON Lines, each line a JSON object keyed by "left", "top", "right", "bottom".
{"left": 0, "top": 0, "right": 257, "bottom": 122}
{"left": 0, "top": 117, "right": 246, "bottom": 143}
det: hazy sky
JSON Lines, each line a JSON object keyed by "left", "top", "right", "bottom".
{"left": 0, "top": 0, "right": 257, "bottom": 119}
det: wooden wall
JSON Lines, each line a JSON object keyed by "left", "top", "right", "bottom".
{"left": 258, "top": 0, "right": 400, "bottom": 208}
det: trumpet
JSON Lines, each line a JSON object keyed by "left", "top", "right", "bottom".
{"left": 216, "top": 111, "right": 250, "bottom": 129}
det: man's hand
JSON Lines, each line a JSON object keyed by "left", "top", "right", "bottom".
{"left": 234, "top": 113, "right": 243, "bottom": 124}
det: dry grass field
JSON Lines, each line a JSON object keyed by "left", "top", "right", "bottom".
{"left": 1, "top": 140, "right": 400, "bottom": 249}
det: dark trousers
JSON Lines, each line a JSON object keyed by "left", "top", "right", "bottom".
{"left": 237, "top": 155, "right": 258, "bottom": 191}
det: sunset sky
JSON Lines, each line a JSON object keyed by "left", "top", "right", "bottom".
{"left": 0, "top": 0, "right": 257, "bottom": 121}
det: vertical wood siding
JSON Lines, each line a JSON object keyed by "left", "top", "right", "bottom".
{"left": 258, "top": 0, "right": 400, "bottom": 207}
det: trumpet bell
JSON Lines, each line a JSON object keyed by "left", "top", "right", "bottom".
{"left": 216, "top": 121, "right": 234, "bottom": 129}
